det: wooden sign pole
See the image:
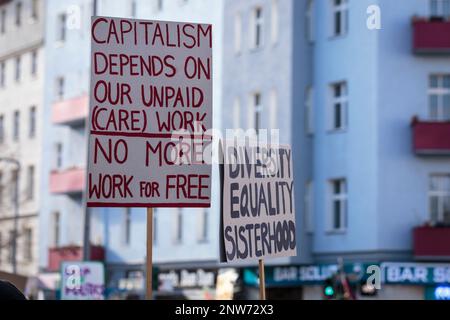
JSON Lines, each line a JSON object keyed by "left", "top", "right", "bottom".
{"left": 146, "top": 208, "right": 153, "bottom": 300}
{"left": 258, "top": 259, "right": 266, "bottom": 300}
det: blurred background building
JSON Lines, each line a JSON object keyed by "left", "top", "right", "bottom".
{"left": 0, "top": 0, "right": 449, "bottom": 300}
{"left": 0, "top": 0, "right": 44, "bottom": 278}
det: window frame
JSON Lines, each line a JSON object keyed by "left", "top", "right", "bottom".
{"left": 331, "top": 0, "right": 349, "bottom": 38}
{"left": 328, "top": 178, "right": 348, "bottom": 233}
{"left": 251, "top": 6, "right": 264, "bottom": 49}
{"left": 329, "top": 81, "right": 348, "bottom": 132}
{"left": 57, "top": 13, "right": 67, "bottom": 43}
{"left": 29, "top": 106, "right": 36, "bottom": 138}
{"left": 13, "top": 110, "right": 20, "bottom": 141}
{"left": 430, "top": 0, "right": 450, "bottom": 17}
{"left": 429, "top": 174, "right": 450, "bottom": 225}
{"left": 15, "top": 2, "right": 22, "bottom": 27}
{"left": 429, "top": 74, "right": 450, "bottom": 121}
{"left": 173, "top": 209, "right": 183, "bottom": 244}
{"left": 26, "top": 165, "right": 34, "bottom": 200}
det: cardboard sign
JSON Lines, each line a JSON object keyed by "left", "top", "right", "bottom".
{"left": 60, "top": 262, "right": 105, "bottom": 300}
{"left": 220, "top": 142, "right": 296, "bottom": 262}
{"left": 87, "top": 17, "right": 212, "bottom": 207}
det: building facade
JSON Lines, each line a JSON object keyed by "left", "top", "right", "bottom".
{"left": 0, "top": 0, "right": 45, "bottom": 277}
{"left": 223, "top": 0, "right": 450, "bottom": 299}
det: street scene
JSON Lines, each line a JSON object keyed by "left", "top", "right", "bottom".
{"left": 0, "top": 0, "right": 449, "bottom": 302}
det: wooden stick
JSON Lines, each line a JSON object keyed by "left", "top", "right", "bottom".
{"left": 146, "top": 208, "right": 153, "bottom": 300}
{"left": 258, "top": 259, "right": 266, "bottom": 300}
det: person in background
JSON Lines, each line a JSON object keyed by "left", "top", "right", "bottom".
{"left": 0, "top": 280, "right": 27, "bottom": 300}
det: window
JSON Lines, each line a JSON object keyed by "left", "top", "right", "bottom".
{"left": 269, "top": 89, "right": 277, "bottom": 129}
{"left": 157, "top": 0, "right": 163, "bottom": 11}
{"left": 56, "top": 76, "right": 64, "bottom": 100}
{"left": 13, "top": 111, "right": 20, "bottom": 141}
{"left": 430, "top": 174, "right": 450, "bottom": 225}
{"left": 15, "top": 56, "right": 21, "bottom": 82}
{"left": 305, "top": 86, "right": 314, "bottom": 134}
{"left": 1, "top": 9, "right": 5, "bottom": 34}
{"left": 53, "top": 212, "right": 60, "bottom": 247}
{"left": 429, "top": 75, "right": 450, "bottom": 121}
{"left": 0, "top": 115, "right": 4, "bottom": 143}
{"left": 431, "top": 0, "right": 450, "bottom": 17}
{"left": 234, "top": 13, "right": 242, "bottom": 54}
{"left": 124, "top": 208, "right": 131, "bottom": 245}
{"left": 173, "top": 209, "right": 183, "bottom": 244}
{"left": 233, "top": 98, "right": 240, "bottom": 128}
{"left": 15, "top": 2, "right": 22, "bottom": 27}
{"left": 26, "top": 165, "right": 34, "bottom": 200}
{"left": 11, "top": 169, "right": 18, "bottom": 204}
{"left": 55, "top": 143, "right": 63, "bottom": 168}
{"left": 0, "top": 61, "right": 4, "bottom": 87}
{"left": 331, "top": 0, "right": 348, "bottom": 37}
{"left": 31, "top": 50, "right": 38, "bottom": 76}
{"left": 306, "top": 0, "right": 314, "bottom": 42}
{"left": 329, "top": 179, "right": 347, "bottom": 232}
{"left": 8, "top": 230, "right": 14, "bottom": 264}
{"left": 271, "top": 0, "right": 278, "bottom": 44}
{"left": 252, "top": 7, "right": 264, "bottom": 49}
{"left": 31, "top": 0, "right": 39, "bottom": 21}
{"left": 330, "top": 82, "right": 348, "bottom": 131}
{"left": 249, "top": 92, "right": 262, "bottom": 133}
{"left": 305, "top": 181, "right": 314, "bottom": 233}
{"left": 23, "top": 228, "right": 32, "bottom": 262}
{"left": 29, "top": 106, "right": 36, "bottom": 138}
{"left": 197, "top": 210, "right": 208, "bottom": 242}
{"left": 57, "top": 13, "right": 67, "bottom": 42}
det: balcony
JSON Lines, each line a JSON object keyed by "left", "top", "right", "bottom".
{"left": 414, "top": 226, "right": 450, "bottom": 260}
{"left": 412, "top": 17, "right": 450, "bottom": 54}
{"left": 48, "top": 245, "right": 105, "bottom": 272}
{"left": 411, "top": 117, "right": 450, "bottom": 155}
{"left": 50, "top": 167, "right": 85, "bottom": 195}
{"left": 52, "top": 95, "right": 89, "bottom": 126}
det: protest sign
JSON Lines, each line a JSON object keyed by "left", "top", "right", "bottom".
{"left": 60, "top": 261, "right": 105, "bottom": 300}
{"left": 220, "top": 142, "right": 296, "bottom": 263}
{"left": 86, "top": 17, "right": 213, "bottom": 208}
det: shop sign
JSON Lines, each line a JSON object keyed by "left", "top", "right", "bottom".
{"left": 244, "top": 263, "right": 375, "bottom": 287}
{"left": 382, "top": 262, "right": 450, "bottom": 285}
{"left": 158, "top": 269, "right": 216, "bottom": 289}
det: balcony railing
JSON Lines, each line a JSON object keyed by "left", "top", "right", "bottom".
{"left": 48, "top": 245, "right": 105, "bottom": 272}
{"left": 411, "top": 117, "right": 450, "bottom": 155}
{"left": 49, "top": 167, "right": 85, "bottom": 195}
{"left": 412, "top": 17, "right": 450, "bottom": 54}
{"left": 414, "top": 226, "right": 450, "bottom": 260}
{"left": 52, "top": 95, "right": 89, "bottom": 126}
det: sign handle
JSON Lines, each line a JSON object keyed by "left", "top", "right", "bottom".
{"left": 146, "top": 207, "right": 153, "bottom": 300}
{"left": 258, "top": 259, "right": 266, "bottom": 300}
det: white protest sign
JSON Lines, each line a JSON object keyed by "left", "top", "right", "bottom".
{"left": 61, "top": 261, "right": 105, "bottom": 300}
{"left": 87, "top": 17, "right": 212, "bottom": 208}
{"left": 220, "top": 142, "right": 297, "bottom": 262}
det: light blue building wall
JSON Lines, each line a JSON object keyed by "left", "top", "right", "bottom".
{"left": 309, "top": 0, "right": 450, "bottom": 262}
